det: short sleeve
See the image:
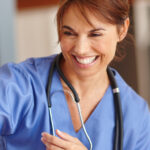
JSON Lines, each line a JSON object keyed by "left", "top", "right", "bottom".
{"left": 0, "top": 63, "right": 32, "bottom": 135}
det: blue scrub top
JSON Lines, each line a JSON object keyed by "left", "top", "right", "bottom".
{"left": 0, "top": 55, "right": 150, "bottom": 150}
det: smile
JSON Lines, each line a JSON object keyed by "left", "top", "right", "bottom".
{"left": 74, "top": 56, "right": 98, "bottom": 65}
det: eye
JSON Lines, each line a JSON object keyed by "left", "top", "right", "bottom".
{"left": 89, "top": 33, "right": 103, "bottom": 37}
{"left": 63, "top": 31, "right": 75, "bottom": 36}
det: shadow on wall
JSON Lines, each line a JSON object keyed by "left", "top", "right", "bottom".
{"left": 0, "top": 0, "right": 16, "bottom": 65}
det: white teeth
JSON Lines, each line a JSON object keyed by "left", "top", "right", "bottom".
{"left": 75, "top": 56, "right": 96, "bottom": 64}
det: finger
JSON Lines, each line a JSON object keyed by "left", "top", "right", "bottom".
{"left": 41, "top": 137, "right": 63, "bottom": 150}
{"left": 41, "top": 132, "right": 70, "bottom": 149}
{"left": 46, "top": 144, "right": 63, "bottom": 150}
{"left": 45, "top": 144, "right": 63, "bottom": 150}
{"left": 56, "top": 129, "right": 80, "bottom": 144}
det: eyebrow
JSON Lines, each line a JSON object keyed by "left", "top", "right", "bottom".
{"left": 62, "top": 25, "right": 75, "bottom": 32}
{"left": 62, "top": 25, "right": 106, "bottom": 32}
{"left": 90, "top": 28, "right": 106, "bottom": 32}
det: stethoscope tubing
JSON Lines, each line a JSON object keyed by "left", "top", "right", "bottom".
{"left": 46, "top": 53, "right": 123, "bottom": 150}
{"left": 46, "top": 57, "right": 56, "bottom": 108}
{"left": 107, "top": 68, "right": 123, "bottom": 150}
{"left": 56, "top": 54, "right": 80, "bottom": 103}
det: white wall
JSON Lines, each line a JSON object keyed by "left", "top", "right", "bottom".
{"left": 15, "top": 6, "right": 60, "bottom": 63}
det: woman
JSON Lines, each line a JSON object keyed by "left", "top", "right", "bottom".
{"left": 0, "top": 0, "right": 150, "bottom": 150}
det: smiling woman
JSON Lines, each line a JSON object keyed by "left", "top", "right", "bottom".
{"left": 59, "top": 5, "right": 128, "bottom": 79}
{"left": 0, "top": 0, "right": 150, "bottom": 150}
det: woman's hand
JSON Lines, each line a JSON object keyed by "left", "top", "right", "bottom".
{"left": 41, "top": 129, "right": 88, "bottom": 150}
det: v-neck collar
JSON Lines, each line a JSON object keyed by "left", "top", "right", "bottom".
{"left": 76, "top": 85, "right": 112, "bottom": 133}
{"left": 50, "top": 69, "right": 114, "bottom": 138}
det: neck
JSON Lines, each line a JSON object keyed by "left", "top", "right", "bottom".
{"left": 60, "top": 60, "right": 109, "bottom": 101}
{"left": 73, "top": 72, "right": 109, "bottom": 98}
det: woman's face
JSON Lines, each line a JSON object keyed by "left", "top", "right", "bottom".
{"left": 60, "top": 6, "right": 121, "bottom": 77}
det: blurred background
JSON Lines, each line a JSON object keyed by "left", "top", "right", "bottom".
{"left": 0, "top": 0, "right": 150, "bottom": 106}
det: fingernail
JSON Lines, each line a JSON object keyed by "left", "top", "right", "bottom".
{"left": 56, "top": 129, "right": 62, "bottom": 134}
{"left": 41, "top": 132, "right": 45, "bottom": 137}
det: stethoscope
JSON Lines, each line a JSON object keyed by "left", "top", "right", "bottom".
{"left": 46, "top": 53, "right": 123, "bottom": 150}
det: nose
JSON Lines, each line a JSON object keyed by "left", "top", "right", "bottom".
{"left": 74, "top": 36, "right": 90, "bottom": 55}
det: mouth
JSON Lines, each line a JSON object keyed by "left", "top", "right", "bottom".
{"left": 73, "top": 55, "right": 98, "bottom": 65}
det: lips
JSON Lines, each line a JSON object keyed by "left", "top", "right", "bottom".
{"left": 74, "top": 55, "right": 98, "bottom": 65}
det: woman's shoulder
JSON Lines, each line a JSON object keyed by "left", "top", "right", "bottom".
{"left": 0, "top": 54, "right": 58, "bottom": 96}
{"left": 112, "top": 68, "right": 150, "bottom": 125}
{"left": 113, "top": 69, "right": 150, "bottom": 149}
{"left": 18, "top": 54, "right": 57, "bottom": 72}
{"left": 0, "top": 54, "right": 57, "bottom": 78}
{"left": 112, "top": 68, "right": 145, "bottom": 104}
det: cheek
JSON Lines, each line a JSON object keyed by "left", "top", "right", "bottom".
{"left": 93, "top": 36, "right": 118, "bottom": 63}
{"left": 60, "top": 39, "right": 73, "bottom": 52}
{"left": 99, "top": 36, "right": 118, "bottom": 55}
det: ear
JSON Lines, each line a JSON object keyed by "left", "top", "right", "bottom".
{"left": 118, "top": 18, "right": 130, "bottom": 42}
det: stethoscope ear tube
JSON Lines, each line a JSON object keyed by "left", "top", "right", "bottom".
{"left": 114, "top": 92, "right": 123, "bottom": 150}
{"left": 55, "top": 53, "right": 80, "bottom": 103}
{"left": 46, "top": 57, "right": 56, "bottom": 107}
{"left": 107, "top": 67, "right": 123, "bottom": 150}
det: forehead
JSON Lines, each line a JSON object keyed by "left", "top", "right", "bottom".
{"left": 61, "top": 5, "right": 110, "bottom": 30}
